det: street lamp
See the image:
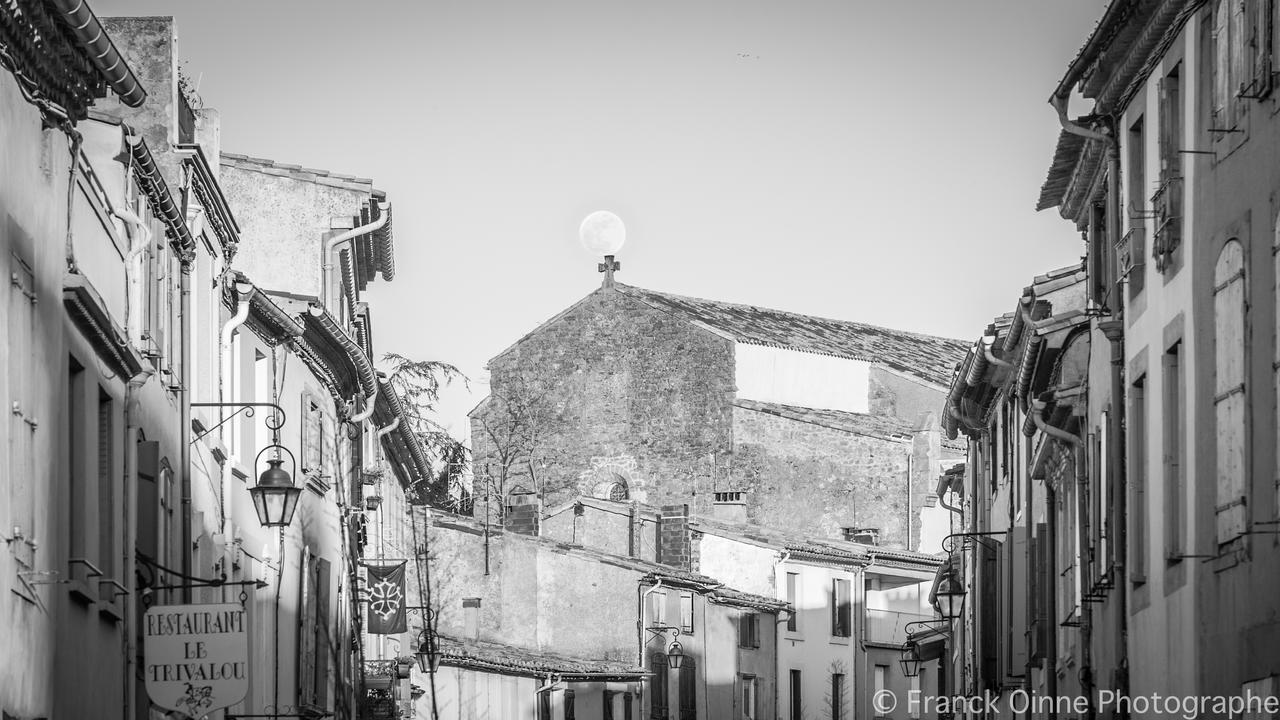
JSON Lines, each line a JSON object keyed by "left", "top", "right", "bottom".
{"left": 899, "top": 642, "right": 922, "bottom": 678}
{"left": 251, "top": 445, "right": 301, "bottom": 527}
{"left": 935, "top": 569, "right": 966, "bottom": 620}
{"left": 415, "top": 628, "right": 441, "bottom": 674}
{"left": 666, "top": 637, "right": 685, "bottom": 670}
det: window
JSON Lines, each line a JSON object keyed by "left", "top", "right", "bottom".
{"left": 741, "top": 675, "right": 758, "bottom": 720}
{"left": 1126, "top": 115, "right": 1146, "bottom": 297}
{"left": 649, "top": 591, "right": 667, "bottom": 627}
{"left": 7, "top": 250, "right": 36, "bottom": 544}
{"left": 831, "top": 578, "right": 852, "bottom": 637}
{"left": 680, "top": 593, "right": 694, "bottom": 634}
{"left": 738, "top": 612, "right": 760, "bottom": 648}
{"left": 624, "top": 692, "right": 633, "bottom": 720}
{"left": 298, "top": 550, "right": 331, "bottom": 709}
{"left": 68, "top": 358, "right": 87, "bottom": 561}
{"left": 604, "top": 690, "right": 614, "bottom": 720}
{"left": 564, "top": 689, "right": 575, "bottom": 720}
{"left": 1088, "top": 201, "right": 1115, "bottom": 310}
{"left": 831, "top": 673, "right": 847, "bottom": 720}
{"left": 1164, "top": 341, "right": 1186, "bottom": 561}
{"left": 1155, "top": 64, "right": 1182, "bottom": 273}
{"left": 790, "top": 670, "right": 803, "bottom": 720}
{"left": 874, "top": 666, "right": 888, "bottom": 717}
{"left": 680, "top": 656, "right": 697, "bottom": 718}
{"left": 254, "top": 350, "right": 271, "bottom": 455}
{"left": 1214, "top": 240, "right": 1248, "bottom": 546}
{"left": 785, "top": 572, "right": 799, "bottom": 632}
{"left": 98, "top": 388, "right": 117, "bottom": 579}
{"left": 650, "top": 651, "right": 669, "bottom": 720}
{"left": 1130, "top": 374, "right": 1149, "bottom": 584}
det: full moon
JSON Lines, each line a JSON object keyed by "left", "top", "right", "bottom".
{"left": 579, "top": 211, "right": 626, "bottom": 256}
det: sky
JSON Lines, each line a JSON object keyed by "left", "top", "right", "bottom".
{"left": 102, "top": 0, "right": 1109, "bottom": 440}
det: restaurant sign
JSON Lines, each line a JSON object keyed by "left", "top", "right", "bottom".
{"left": 144, "top": 603, "right": 249, "bottom": 718}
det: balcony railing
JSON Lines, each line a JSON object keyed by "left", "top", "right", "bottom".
{"left": 865, "top": 608, "right": 934, "bottom": 645}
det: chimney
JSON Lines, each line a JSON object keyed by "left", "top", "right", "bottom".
{"left": 503, "top": 486, "right": 540, "bottom": 536}
{"left": 843, "top": 527, "right": 880, "bottom": 545}
{"left": 658, "top": 504, "right": 691, "bottom": 570}
{"left": 462, "top": 597, "right": 481, "bottom": 640}
{"left": 711, "top": 491, "right": 748, "bottom": 524}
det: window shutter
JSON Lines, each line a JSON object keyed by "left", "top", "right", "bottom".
{"left": 314, "top": 557, "right": 331, "bottom": 709}
{"left": 1255, "top": 0, "right": 1274, "bottom": 93}
{"left": 299, "top": 548, "right": 317, "bottom": 706}
{"left": 1214, "top": 240, "right": 1249, "bottom": 545}
{"left": 1233, "top": 0, "right": 1248, "bottom": 99}
{"left": 752, "top": 613, "right": 761, "bottom": 648}
{"left": 650, "top": 652, "right": 669, "bottom": 720}
{"left": 679, "top": 656, "right": 697, "bottom": 715}
{"left": 1215, "top": 0, "right": 1231, "bottom": 121}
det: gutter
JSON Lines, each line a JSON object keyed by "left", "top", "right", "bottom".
{"left": 122, "top": 127, "right": 195, "bottom": 260}
{"left": 49, "top": 0, "right": 147, "bottom": 107}
{"left": 304, "top": 305, "right": 378, "bottom": 419}
{"left": 321, "top": 202, "right": 389, "bottom": 310}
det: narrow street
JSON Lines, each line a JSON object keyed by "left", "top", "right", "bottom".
{"left": 1, "top": 1, "right": 1278, "bottom": 719}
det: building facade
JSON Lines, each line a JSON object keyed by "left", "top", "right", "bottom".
{"left": 470, "top": 278, "right": 967, "bottom": 549}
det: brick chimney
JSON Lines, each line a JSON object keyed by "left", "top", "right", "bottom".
{"left": 462, "top": 597, "right": 481, "bottom": 640}
{"left": 503, "top": 486, "right": 540, "bottom": 536}
{"left": 658, "top": 504, "right": 692, "bottom": 570}
{"left": 711, "top": 491, "right": 747, "bottom": 524}
{"left": 842, "top": 527, "right": 881, "bottom": 545}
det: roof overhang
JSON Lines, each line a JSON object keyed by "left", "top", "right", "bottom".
{"left": 63, "top": 272, "right": 150, "bottom": 383}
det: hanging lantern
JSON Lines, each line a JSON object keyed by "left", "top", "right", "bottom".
{"left": 251, "top": 445, "right": 301, "bottom": 527}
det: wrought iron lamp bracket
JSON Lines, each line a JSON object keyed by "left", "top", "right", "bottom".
{"left": 190, "top": 401, "right": 286, "bottom": 444}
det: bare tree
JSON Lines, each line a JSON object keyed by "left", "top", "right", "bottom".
{"left": 471, "top": 371, "right": 565, "bottom": 515}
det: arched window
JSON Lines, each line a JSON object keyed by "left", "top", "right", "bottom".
{"left": 608, "top": 480, "right": 630, "bottom": 502}
{"left": 1213, "top": 239, "right": 1248, "bottom": 545}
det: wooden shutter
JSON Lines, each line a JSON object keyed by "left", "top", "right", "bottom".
{"left": 1214, "top": 240, "right": 1248, "bottom": 545}
{"left": 1254, "top": 0, "right": 1274, "bottom": 93}
{"left": 650, "top": 652, "right": 669, "bottom": 719}
{"left": 1215, "top": 0, "right": 1231, "bottom": 121}
{"left": 679, "top": 656, "right": 697, "bottom": 716}
{"left": 314, "top": 558, "right": 331, "bottom": 709}
{"left": 298, "top": 548, "right": 317, "bottom": 706}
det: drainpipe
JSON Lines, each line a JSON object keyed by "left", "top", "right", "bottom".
{"left": 121, "top": 370, "right": 150, "bottom": 720}
{"left": 321, "top": 202, "right": 389, "bottom": 310}
{"left": 219, "top": 281, "right": 252, "bottom": 539}
{"left": 179, "top": 261, "right": 193, "bottom": 600}
{"left": 1034, "top": 394, "right": 1085, "bottom": 717}
{"left": 375, "top": 416, "right": 400, "bottom": 445}
{"left": 348, "top": 386, "right": 378, "bottom": 425}
{"left": 937, "top": 474, "right": 963, "bottom": 516}
{"left": 638, "top": 578, "right": 665, "bottom": 665}
{"left": 1097, "top": 320, "right": 1129, "bottom": 720}
{"left": 113, "top": 206, "right": 152, "bottom": 338}
{"left": 983, "top": 337, "right": 1014, "bottom": 370}
{"left": 1032, "top": 397, "right": 1081, "bottom": 720}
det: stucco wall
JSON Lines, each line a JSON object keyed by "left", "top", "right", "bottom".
{"left": 427, "top": 514, "right": 642, "bottom": 663}
{"left": 217, "top": 162, "right": 371, "bottom": 299}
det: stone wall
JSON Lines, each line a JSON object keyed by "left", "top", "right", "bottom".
{"left": 470, "top": 285, "right": 736, "bottom": 513}
{"left": 732, "top": 404, "right": 917, "bottom": 548}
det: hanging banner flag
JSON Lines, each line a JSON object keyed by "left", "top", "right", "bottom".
{"left": 366, "top": 561, "right": 408, "bottom": 634}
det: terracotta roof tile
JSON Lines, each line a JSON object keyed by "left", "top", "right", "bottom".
{"left": 733, "top": 399, "right": 915, "bottom": 442}
{"left": 615, "top": 284, "right": 967, "bottom": 386}
{"left": 436, "top": 636, "right": 646, "bottom": 679}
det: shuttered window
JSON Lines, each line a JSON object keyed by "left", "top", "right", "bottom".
{"left": 1164, "top": 342, "right": 1186, "bottom": 561}
{"left": 1130, "top": 375, "right": 1149, "bottom": 583}
{"left": 679, "top": 656, "right": 697, "bottom": 717}
{"left": 831, "top": 579, "right": 851, "bottom": 637}
{"left": 1214, "top": 240, "right": 1248, "bottom": 545}
{"left": 739, "top": 612, "right": 760, "bottom": 648}
{"left": 650, "top": 652, "right": 669, "bottom": 720}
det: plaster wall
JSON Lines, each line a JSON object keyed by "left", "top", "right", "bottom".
{"left": 734, "top": 344, "right": 870, "bottom": 414}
